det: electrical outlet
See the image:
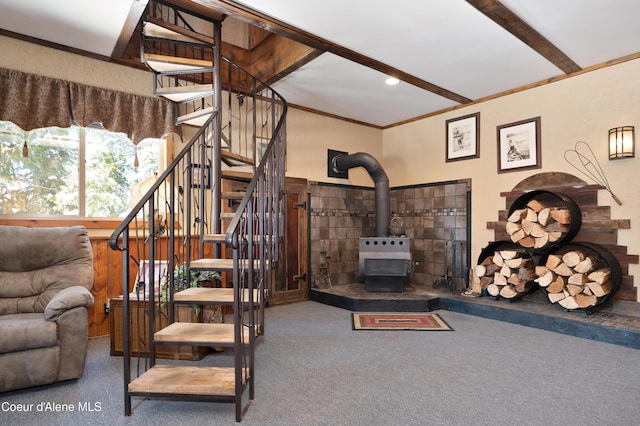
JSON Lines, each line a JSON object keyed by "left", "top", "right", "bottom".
{"left": 104, "top": 301, "right": 110, "bottom": 315}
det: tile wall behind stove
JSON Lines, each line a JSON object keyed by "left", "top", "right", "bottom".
{"left": 309, "top": 179, "right": 470, "bottom": 290}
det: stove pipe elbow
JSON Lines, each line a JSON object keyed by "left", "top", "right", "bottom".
{"left": 332, "top": 152, "right": 390, "bottom": 237}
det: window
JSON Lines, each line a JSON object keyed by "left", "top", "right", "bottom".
{"left": 0, "top": 121, "right": 164, "bottom": 217}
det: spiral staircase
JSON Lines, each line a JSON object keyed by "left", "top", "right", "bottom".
{"left": 109, "top": 1, "right": 287, "bottom": 421}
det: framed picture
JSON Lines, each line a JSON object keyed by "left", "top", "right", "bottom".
{"left": 191, "top": 163, "right": 211, "bottom": 189}
{"left": 446, "top": 112, "right": 480, "bottom": 162}
{"left": 497, "top": 116, "right": 541, "bottom": 173}
{"left": 135, "top": 260, "right": 169, "bottom": 295}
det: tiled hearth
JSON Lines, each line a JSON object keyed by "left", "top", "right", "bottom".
{"left": 310, "top": 283, "right": 640, "bottom": 349}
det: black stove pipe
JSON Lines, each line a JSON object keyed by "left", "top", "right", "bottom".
{"left": 331, "top": 152, "right": 390, "bottom": 237}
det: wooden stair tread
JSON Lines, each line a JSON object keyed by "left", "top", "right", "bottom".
{"left": 222, "top": 150, "right": 254, "bottom": 165}
{"left": 190, "top": 258, "right": 263, "bottom": 270}
{"left": 177, "top": 107, "right": 214, "bottom": 126}
{"left": 203, "top": 233, "right": 226, "bottom": 243}
{"left": 174, "top": 287, "right": 259, "bottom": 303}
{"left": 156, "top": 84, "right": 213, "bottom": 102}
{"left": 128, "top": 365, "right": 243, "bottom": 396}
{"left": 143, "top": 53, "right": 213, "bottom": 73}
{"left": 144, "top": 18, "right": 215, "bottom": 45}
{"left": 155, "top": 322, "right": 249, "bottom": 345}
{"left": 221, "top": 191, "right": 246, "bottom": 200}
{"left": 222, "top": 170, "right": 253, "bottom": 181}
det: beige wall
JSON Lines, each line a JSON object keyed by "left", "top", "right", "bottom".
{"left": 284, "top": 108, "right": 383, "bottom": 186}
{"left": 0, "top": 36, "right": 153, "bottom": 96}
{"left": 383, "top": 58, "right": 640, "bottom": 300}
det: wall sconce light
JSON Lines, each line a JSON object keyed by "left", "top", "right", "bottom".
{"left": 608, "top": 126, "right": 634, "bottom": 160}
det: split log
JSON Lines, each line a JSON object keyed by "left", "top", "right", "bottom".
{"left": 548, "top": 292, "right": 566, "bottom": 303}
{"left": 518, "top": 236, "right": 536, "bottom": 248}
{"left": 507, "top": 273, "right": 526, "bottom": 286}
{"left": 480, "top": 276, "right": 493, "bottom": 289}
{"left": 575, "top": 293, "right": 597, "bottom": 308}
{"left": 586, "top": 281, "right": 611, "bottom": 297}
{"left": 573, "top": 257, "right": 594, "bottom": 274}
{"left": 534, "top": 234, "right": 549, "bottom": 249}
{"left": 553, "top": 263, "right": 574, "bottom": 277}
{"left": 505, "top": 221, "right": 520, "bottom": 236}
{"left": 480, "top": 256, "right": 495, "bottom": 266}
{"left": 487, "top": 283, "right": 500, "bottom": 297}
{"left": 510, "top": 229, "right": 526, "bottom": 244}
{"left": 566, "top": 284, "right": 583, "bottom": 296}
{"left": 474, "top": 264, "right": 486, "bottom": 278}
{"left": 568, "top": 273, "right": 588, "bottom": 285}
{"left": 545, "top": 222, "right": 566, "bottom": 233}
{"left": 545, "top": 255, "right": 563, "bottom": 270}
{"left": 537, "top": 208, "right": 551, "bottom": 226}
{"left": 558, "top": 296, "right": 580, "bottom": 310}
{"left": 547, "top": 231, "right": 563, "bottom": 242}
{"left": 504, "top": 257, "right": 529, "bottom": 268}
{"left": 562, "top": 251, "right": 585, "bottom": 267}
{"left": 535, "top": 270, "right": 556, "bottom": 287}
{"left": 499, "top": 264, "right": 511, "bottom": 278}
{"left": 493, "top": 252, "right": 504, "bottom": 267}
{"left": 499, "top": 250, "right": 519, "bottom": 260}
{"left": 485, "top": 263, "right": 499, "bottom": 276}
{"left": 520, "top": 219, "right": 535, "bottom": 235}
{"left": 525, "top": 208, "right": 538, "bottom": 223}
{"left": 493, "top": 272, "right": 507, "bottom": 286}
{"left": 550, "top": 208, "right": 571, "bottom": 224}
{"left": 508, "top": 209, "right": 527, "bottom": 223}
{"left": 499, "top": 285, "right": 519, "bottom": 299}
{"left": 526, "top": 199, "right": 545, "bottom": 212}
{"left": 546, "top": 276, "right": 566, "bottom": 293}
{"left": 535, "top": 265, "right": 549, "bottom": 276}
{"left": 588, "top": 269, "right": 611, "bottom": 284}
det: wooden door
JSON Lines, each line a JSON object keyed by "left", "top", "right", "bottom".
{"left": 270, "top": 178, "right": 308, "bottom": 305}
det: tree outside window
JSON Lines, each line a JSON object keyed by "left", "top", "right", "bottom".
{"left": 0, "top": 121, "right": 161, "bottom": 217}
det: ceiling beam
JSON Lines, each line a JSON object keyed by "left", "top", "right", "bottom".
{"left": 196, "top": 0, "right": 472, "bottom": 104}
{"left": 466, "top": 0, "right": 581, "bottom": 74}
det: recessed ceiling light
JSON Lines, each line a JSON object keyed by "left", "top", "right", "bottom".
{"left": 385, "top": 77, "right": 400, "bottom": 86}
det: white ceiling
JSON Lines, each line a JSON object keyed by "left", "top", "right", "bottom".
{"left": 0, "top": 0, "right": 135, "bottom": 57}
{"left": 1, "top": 0, "right": 640, "bottom": 127}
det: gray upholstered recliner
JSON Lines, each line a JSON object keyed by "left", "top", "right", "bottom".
{"left": 0, "top": 225, "right": 94, "bottom": 392}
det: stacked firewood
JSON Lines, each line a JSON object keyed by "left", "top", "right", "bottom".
{"left": 534, "top": 250, "right": 611, "bottom": 309}
{"left": 474, "top": 249, "right": 534, "bottom": 299}
{"left": 505, "top": 199, "right": 570, "bottom": 249}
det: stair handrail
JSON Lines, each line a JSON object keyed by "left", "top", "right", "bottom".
{"left": 108, "top": 113, "right": 214, "bottom": 252}
{"left": 224, "top": 102, "right": 287, "bottom": 249}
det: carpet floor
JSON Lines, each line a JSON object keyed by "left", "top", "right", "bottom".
{"left": 1, "top": 301, "right": 639, "bottom": 425}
